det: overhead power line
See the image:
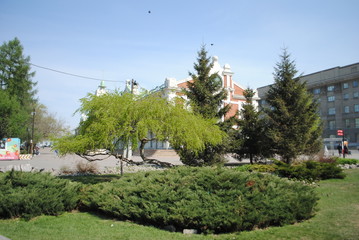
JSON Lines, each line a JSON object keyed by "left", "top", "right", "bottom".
{"left": 30, "top": 63, "right": 125, "bottom": 83}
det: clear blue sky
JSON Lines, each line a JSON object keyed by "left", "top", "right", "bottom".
{"left": 1, "top": 0, "right": 358, "bottom": 130}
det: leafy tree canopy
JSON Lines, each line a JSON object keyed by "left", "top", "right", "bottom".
{"left": 0, "top": 38, "right": 37, "bottom": 107}
{"left": 53, "top": 91, "right": 225, "bottom": 167}
{"left": 0, "top": 38, "right": 37, "bottom": 139}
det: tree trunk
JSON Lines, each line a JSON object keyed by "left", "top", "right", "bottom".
{"left": 139, "top": 139, "right": 149, "bottom": 161}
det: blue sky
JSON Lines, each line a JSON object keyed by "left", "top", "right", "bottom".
{"left": 1, "top": 0, "right": 358, "bottom": 130}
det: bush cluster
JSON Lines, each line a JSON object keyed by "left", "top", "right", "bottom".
{"left": 236, "top": 164, "right": 277, "bottom": 173}
{"left": 274, "top": 161, "right": 346, "bottom": 181}
{"left": 335, "top": 158, "right": 359, "bottom": 165}
{"left": 236, "top": 160, "right": 346, "bottom": 181}
{"left": 0, "top": 170, "right": 81, "bottom": 219}
{"left": 81, "top": 167, "right": 318, "bottom": 233}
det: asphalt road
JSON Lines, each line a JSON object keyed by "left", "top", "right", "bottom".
{"left": 1, "top": 147, "right": 358, "bottom": 174}
{"left": 0, "top": 147, "right": 183, "bottom": 174}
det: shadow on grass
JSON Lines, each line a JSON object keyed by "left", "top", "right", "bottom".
{"left": 59, "top": 174, "right": 122, "bottom": 184}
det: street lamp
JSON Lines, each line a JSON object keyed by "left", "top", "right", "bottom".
{"left": 30, "top": 109, "right": 36, "bottom": 155}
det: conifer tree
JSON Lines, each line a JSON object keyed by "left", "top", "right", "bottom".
{"left": 265, "top": 49, "right": 322, "bottom": 164}
{"left": 177, "top": 45, "right": 230, "bottom": 166}
{"left": 185, "top": 46, "right": 230, "bottom": 119}
{"left": 234, "top": 88, "right": 271, "bottom": 164}
{"left": 0, "top": 38, "right": 37, "bottom": 139}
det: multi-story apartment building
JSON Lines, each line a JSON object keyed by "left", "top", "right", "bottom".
{"left": 257, "top": 62, "right": 359, "bottom": 148}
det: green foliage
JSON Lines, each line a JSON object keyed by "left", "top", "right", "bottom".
{"left": 236, "top": 161, "right": 346, "bottom": 181}
{"left": 335, "top": 158, "right": 359, "bottom": 165}
{"left": 0, "top": 90, "right": 28, "bottom": 138}
{"left": 234, "top": 88, "right": 272, "bottom": 163}
{"left": 236, "top": 164, "right": 277, "bottom": 173}
{"left": 0, "top": 171, "right": 81, "bottom": 219}
{"left": 1, "top": 170, "right": 359, "bottom": 240}
{"left": 185, "top": 46, "right": 229, "bottom": 119}
{"left": 0, "top": 38, "right": 37, "bottom": 139}
{"left": 274, "top": 161, "right": 346, "bottom": 181}
{"left": 53, "top": 92, "right": 225, "bottom": 160}
{"left": 177, "top": 46, "right": 231, "bottom": 166}
{"left": 265, "top": 49, "right": 322, "bottom": 164}
{"left": 81, "top": 167, "right": 318, "bottom": 233}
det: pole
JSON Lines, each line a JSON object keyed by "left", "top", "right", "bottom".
{"left": 123, "top": 79, "right": 134, "bottom": 175}
{"left": 342, "top": 131, "right": 345, "bottom": 158}
{"left": 130, "top": 79, "right": 134, "bottom": 94}
{"left": 31, "top": 109, "right": 35, "bottom": 155}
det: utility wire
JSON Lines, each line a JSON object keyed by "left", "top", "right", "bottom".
{"left": 30, "top": 63, "right": 125, "bottom": 83}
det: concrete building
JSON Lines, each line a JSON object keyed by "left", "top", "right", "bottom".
{"left": 257, "top": 62, "right": 359, "bottom": 148}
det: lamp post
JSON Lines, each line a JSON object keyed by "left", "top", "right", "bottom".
{"left": 30, "top": 109, "right": 36, "bottom": 155}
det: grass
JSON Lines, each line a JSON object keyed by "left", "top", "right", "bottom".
{"left": 0, "top": 169, "right": 358, "bottom": 240}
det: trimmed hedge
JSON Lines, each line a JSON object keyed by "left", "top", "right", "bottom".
{"left": 81, "top": 167, "right": 318, "bottom": 233}
{"left": 0, "top": 170, "right": 81, "bottom": 219}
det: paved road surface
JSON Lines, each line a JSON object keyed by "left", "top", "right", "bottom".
{"left": 0, "top": 147, "right": 183, "bottom": 174}
{"left": 1, "top": 147, "right": 358, "bottom": 174}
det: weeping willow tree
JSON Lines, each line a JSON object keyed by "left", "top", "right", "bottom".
{"left": 53, "top": 91, "right": 225, "bottom": 169}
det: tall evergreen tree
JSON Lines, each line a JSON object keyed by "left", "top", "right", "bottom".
{"left": 185, "top": 45, "right": 230, "bottom": 119}
{"left": 265, "top": 49, "right": 322, "bottom": 164}
{"left": 0, "top": 38, "right": 37, "bottom": 139}
{"left": 176, "top": 45, "right": 230, "bottom": 166}
{"left": 234, "top": 88, "right": 271, "bottom": 164}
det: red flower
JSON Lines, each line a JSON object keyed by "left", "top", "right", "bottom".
{"left": 246, "top": 180, "right": 255, "bottom": 187}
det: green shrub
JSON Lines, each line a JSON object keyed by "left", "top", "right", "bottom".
{"left": 236, "top": 164, "right": 277, "bottom": 173}
{"left": 274, "top": 161, "right": 346, "bottom": 181}
{"left": 81, "top": 167, "right": 318, "bottom": 234}
{"left": 335, "top": 158, "right": 359, "bottom": 165}
{"left": 235, "top": 164, "right": 252, "bottom": 172}
{"left": 0, "top": 170, "right": 81, "bottom": 219}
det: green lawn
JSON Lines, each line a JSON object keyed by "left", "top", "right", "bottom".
{"left": 1, "top": 169, "right": 358, "bottom": 240}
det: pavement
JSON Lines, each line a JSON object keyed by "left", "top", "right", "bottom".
{"left": 1, "top": 147, "right": 359, "bottom": 175}
{"left": 0, "top": 147, "right": 184, "bottom": 174}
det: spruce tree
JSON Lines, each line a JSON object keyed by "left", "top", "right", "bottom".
{"left": 265, "top": 49, "right": 322, "bottom": 164}
{"left": 185, "top": 45, "right": 230, "bottom": 119}
{"left": 177, "top": 45, "right": 230, "bottom": 166}
{"left": 234, "top": 88, "right": 271, "bottom": 164}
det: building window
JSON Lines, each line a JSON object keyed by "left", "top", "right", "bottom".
{"left": 327, "top": 85, "right": 335, "bottom": 92}
{"left": 344, "top": 106, "right": 350, "bottom": 113}
{"left": 343, "top": 83, "right": 349, "bottom": 89}
{"left": 328, "top": 120, "right": 336, "bottom": 130}
{"left": 355, "top": 104, "right": 359, "bottom": 113}
{"left": 354, "top": 92, "right": 359, "bottom": 98}
{"left": 328, "top": 108, "right": 336, "bottom": 115}
{"left": 353, "top": 80, "right": 358, "bottom": 88}
{"left": 345, "top": 119, "right": 350, "bottom": 128}
{"left": 356, "top": 118, "right": 359, "bottom": 128}
{"left": 343, "top": 93, "right": 349, "bottom": 100}
{"left": 313, "top": 88, "right": 320, "bottom": 94}
{"left": 327, "top": 96, "right": 335, "bottom": 102}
